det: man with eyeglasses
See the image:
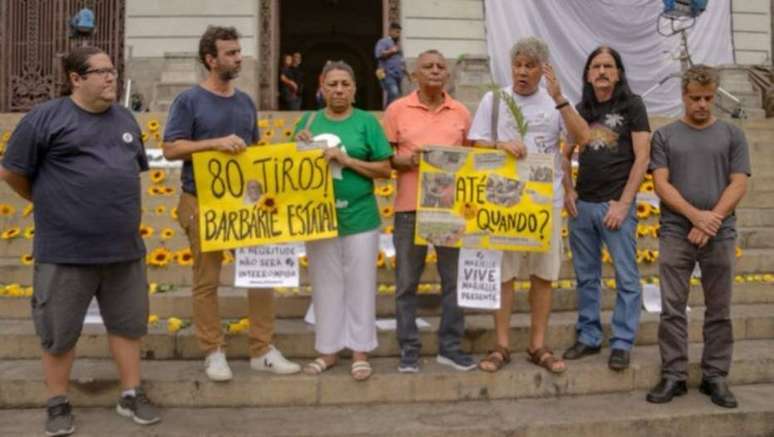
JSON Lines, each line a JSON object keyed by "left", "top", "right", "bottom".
{"left": 0, "top": 46, "right": 160, "bottom": 436}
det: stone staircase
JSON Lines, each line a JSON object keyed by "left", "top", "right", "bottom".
{"left": 0, "top": 113, "right": 773, "bottom": 436}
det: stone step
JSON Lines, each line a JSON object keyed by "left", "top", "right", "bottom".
{"left": 3, "top": 383, "right": 774, "bottom": 437}
{"left": 2, "top": 303, "right": 772, "bottom": 360}
{"left": 8, "top": 246, "right": 771, "bottom": 285}
{"left": 0, "top": 250, "right": 763, "bottom": 286}
{"left": 1, "top": 340, "right": 773, "bottom": 409}
{"left": 740, "top": 192, "right": 774, "bottom": 208}
{"left": 2, "top": 283, "right": 772, "bottom": 320}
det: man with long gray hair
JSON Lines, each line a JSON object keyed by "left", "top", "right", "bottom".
{"left": 468, "top": 37, "right": 590, "bottom": 374}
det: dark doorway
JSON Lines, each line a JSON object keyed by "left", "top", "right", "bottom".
{"left": 279, "top": 0, "right": 383, "bottom": 110}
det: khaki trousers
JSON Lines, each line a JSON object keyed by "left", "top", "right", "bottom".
{"left": 177, "top": 193, "right": 275, "bottom": 357}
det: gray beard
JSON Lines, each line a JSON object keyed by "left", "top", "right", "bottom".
{"left": 219, "top": 69, "right": 239, "bottom": 81}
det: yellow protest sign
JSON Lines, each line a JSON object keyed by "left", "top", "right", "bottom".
{"left": 193, "top": 142, "right": 338, "bottom": 252}
{"left": 415, "top": 145, "right": 553, "bottom": 252}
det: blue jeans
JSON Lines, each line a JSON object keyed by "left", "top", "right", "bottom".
{"left": 380, "top": 75, "right": 402, "bottom": 108}
{"left": 393, "top": 212, "right": 464, "bottom": 356}
{"left": 569, "top": 200, "right": 642, "bottom": 350}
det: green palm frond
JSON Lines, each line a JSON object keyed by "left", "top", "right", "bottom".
{"left": 486, "top": 84, "right": 529, "bottom": 138}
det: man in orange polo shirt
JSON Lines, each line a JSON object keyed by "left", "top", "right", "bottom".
{"left": 382, "top": 49, "right": 474, "bottom": 373}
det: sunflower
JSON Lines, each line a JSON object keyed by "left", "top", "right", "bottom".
{"left": 20, "top": 254, "right": 34, "bottom": 266}
{"left": 160, "top": 228, "right": 175, "bottom": 240}
{"left": 148, "top": 282, "right": 159, "bottom": 294}
{"left": 636, "top": 249, "right": 646, "bottom": 264}
{"left": 170, "top": 207, "right": 178, "bottom": 219}
{"left": 155, "top": 205, "right": 166, "bottom": 214}
{"left": 283, "top": 129, "right": 293, "bottom": 138}
{"left": 636, "top": 202, "right": 652, "bottom": 219}
{"left": 150, "top": 169, "right": 166, "bottom": 184}
{"left": 147, "top": 186, "right": 162, "bottom": 196}
{"left": 139, "top": 225, "right": 154, "bottom": 238}
{"left": 380, "top": 206, "right": 394, "bottom": 218}
{"left": 639, "top": 181, "right": 655, "bottom": 193}
{"left": 263, "top": 129, "right": 274, "bottom": 138}
{"left": 22, "top": 204, "right": 33, "bottom": 217}
{"left": 601, "top": 248, "right": 611, "bottom": 264}
{"left": 644, "top": 173, "right": 653, "bottom": 182}
{"left": 636, "top": 224, "right": 650, "bottom": 238}
{"left": 604, "top": 278, "right": 617, "bottom": 289}
{"left": 141, "top": 132, "right": 149, "bottom": 143}
{"left": 376, "top": 250, "right": 386, "bottom": 267}
{"left": 561, "top": 226, "right": 569, "bottom": 238}
{"left": 0, "top": 204, "right": 16, "bottom": 216}
{"left": 163, "top": 186, "right": 175, "bottom": 196}
{"left": 390, "top": 170, "right": 398, "bottom": 180}
{"left": 256, "top": 194, "right": 278, "bottom": 214}
{"left": 167, "top": 317, "right": 183, "bottom": 333}
{"left": 299, "top": 255, "right": 308, "bottom": 268}
{"left": 650, "top": 224, "right": 660, "bottom": 238}
{"left": 222, "top": 251, "right": 235, "bottom": 265}
{"left": 425, "top": 252, "right": 437, "bottom": 264}
{"left": 258, "top": 119, "right": 270, "bottom": 129}
{"left": 273, "top": 118, "right": 286, "bottom": 128}
{"left": 23, "top": 226, "right": 35, "bottom": 239}
{"left": 1, "top": 227, "right": 21, "bottom": 240}
{"left": 375, "top": 184, "right": 394, "bottom": 197}
{"left": 736, "top": 246, "right": 743, "bottom": 258}
{"left": 460, "top": 202, "right": 477, "bottom": 220}
{"left": 146, "top": 119, "right": 161, "bottom": 132}
{"left": 147, "top": 247, "right": 173, "bottom": 267}
{"left": 148, "top": 314, "right": 159, "bottom": 325}
{"left": 175, "top": 248, "right": 193, "bottom": 266}
{"left": 383, "top": 224, "right": 394, "bottom": 234}
{"left": 561, "top": 209, "right": 568, "bottom": 218}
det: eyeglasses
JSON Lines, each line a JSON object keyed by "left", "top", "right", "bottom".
{"left": 82, "top": 68, "right": 118, "bottom": 78}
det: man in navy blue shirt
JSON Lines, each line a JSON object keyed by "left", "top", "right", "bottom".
{"left": 0, "top": 46, "right": 159, "bottom": 436}
{"left": 374, "top": 22, "right": 406, "bottom": 107}
{"left": 163, "top": 26, "right": 300, "bottom": 382}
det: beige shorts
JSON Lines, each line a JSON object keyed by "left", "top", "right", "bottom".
{"left": 501, "top": 207, "right": 563, "bottom": 282}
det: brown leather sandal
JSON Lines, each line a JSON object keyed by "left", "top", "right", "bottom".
{"left": 478, "top": 344, "right": 512, "bottom": 373}
{"left": 527, "top": 346, "right": 566, "bottom": 374}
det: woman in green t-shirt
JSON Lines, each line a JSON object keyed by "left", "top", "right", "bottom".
{"left": 295, "top": 61, "right": 393, "bottom": 381}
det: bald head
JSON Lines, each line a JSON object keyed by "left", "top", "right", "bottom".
{"left": 413, "top": 50, "right": 449, "bottom": 92}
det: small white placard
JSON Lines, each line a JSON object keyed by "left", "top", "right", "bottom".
{"left": 234, "top": 244, "right": 299, "bottom": 288}
{"left": 457, "top": 249, "right": 502, "bottom": 310}
{"left": 379, "top": 233, "right": 395, "bottom": 257}
{"left": 83, "top": 297, "right": 103, "bottom": 325}
{"left": 145, "top": 148, "right": 183, "bottom": 168}
{"left": 636, "top": 192, "right": 659, "bottom": 207}
{"left": 375, "top": 318, "right": 430, "bottom": 331}
{"left": 642, "top": 283, "right": 662, "bottom": 313}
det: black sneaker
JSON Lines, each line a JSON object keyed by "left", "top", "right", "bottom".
{"left": 398, "top": 349, "right": 420, "bottom": 373}
{"left": 437, "top": 352, "right": 476, "bottom": 371}
{"left": 116, "top": 387, "right": 161, "bottom": 425}
{"left": 45, "top": 396, "right": 75, "bottom": 437}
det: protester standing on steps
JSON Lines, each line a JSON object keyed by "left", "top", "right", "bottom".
{"left": 562, "top": 46, "right": 650, "bottom": 371}
{"left": 163, "top": 26, "right": 300, "bottom": 383}
{"left": 381, "top": 49, "right": 476, "bottom": 373}
{"left": 375, "top": 22, "right": 406, "bottom": 108}
{"left": 468, "top": 37, "right": 590, "bottom": 375}
{"left": 295, "top": 60, "right": 393, "bottom": 382}
{"left": 646, "top": 65, "right": 750, "bottom": 408}
{"left": 279, "top": 53, "right": 301, "bottom": 110}
{"left": 0, "top": 46, "right": 160, "bottom": 436}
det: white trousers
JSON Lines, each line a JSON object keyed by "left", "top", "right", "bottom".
{"left": 305, "top": 229, "right": 379, "bottom": 354}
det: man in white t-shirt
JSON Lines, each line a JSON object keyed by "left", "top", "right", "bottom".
{"left": 468, "top": 37, "right": 590, "bottom": 374}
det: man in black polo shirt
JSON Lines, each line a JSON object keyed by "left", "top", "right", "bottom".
{"left": 0, "top": 47, "right": 159, "bottom": 436}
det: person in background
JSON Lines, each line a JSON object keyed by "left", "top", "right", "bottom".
{"left": 374, "top": 22, "right": 406, "bottom": 108}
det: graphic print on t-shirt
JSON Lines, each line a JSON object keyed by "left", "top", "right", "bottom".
{"left": 587, "top": 112, "right": 624, "bottom": 152}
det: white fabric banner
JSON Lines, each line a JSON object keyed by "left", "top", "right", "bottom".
{"left": 484, "top": 0, "right": 733, "bottom": 115}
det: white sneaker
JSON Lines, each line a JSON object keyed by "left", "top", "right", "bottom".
{"left": 250, "top": 345, "right": 301, "bottom": 374}
{"left": 204, "top": 349, "right": 233, "bottom": 382}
